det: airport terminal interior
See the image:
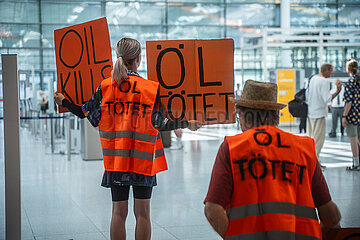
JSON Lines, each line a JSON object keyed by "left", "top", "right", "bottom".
{"left": 1, "top": 0, "right": 360, "bottom": 239}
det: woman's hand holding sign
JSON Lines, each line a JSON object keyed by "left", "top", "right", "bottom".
{"left": 54, "top": 92, "right": 65, "bottom": 106}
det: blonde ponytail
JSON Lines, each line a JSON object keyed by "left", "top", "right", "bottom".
{"left": 112, "top": 56, "right": 128, "bottom": 85}
{"left": 112, "top": 38, "right": 141, "bottom": 85}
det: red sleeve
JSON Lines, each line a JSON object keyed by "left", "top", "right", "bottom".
{"left": 204, "top": 139, "right": 233, "bottom": 209}
{"left": 311, "top": 161, "right": 332, "bottom": 207}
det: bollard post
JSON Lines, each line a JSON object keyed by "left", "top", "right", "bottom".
{"left": 2, "top": 54, "right": 21, "bottom": 239}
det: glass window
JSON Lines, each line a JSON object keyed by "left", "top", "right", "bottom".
{"left": 41, "top": 2, "right": 101, "bottom": 24}
{"left": 17, "top": 49, "right": 41, "bottom": 70}
{"left": 290, "top": 4, "right": 338, "bottom": 26}
{"left": 226, "top": 4, "right": 278, "bottom": 27}
{"left": 43, "top": 49, "right": 56, "bottom": 71}
{"left": 0, "top": 1, "right": 39, "bottom": 23}
{"left": 0, "top": 24, "right": 40, "bottom": 48}
{"left": 169, "top": 0, "right": 222, "bottom": 2}
{"left": 106, "top": 2, "right": 165, "bottom": 25}
{"left": 168, "top": 3, "right": 224, "bottom": 26}
{"left": 168, "top": 25, "right": 223, "bottom": 39}
{"left": 227, "top": 0, "right": 276, "bottom": 2}
{"left": 290, "top": 0, "right": 336, "bottom": 3}
{"left": 42, "top": 24, "right": 67, "bottom": 48}
{"left": 109, "top": 25, "right": 166, "bottom": 48}
{"left": 338, "top": 4, "right": 360, "bottom": 26}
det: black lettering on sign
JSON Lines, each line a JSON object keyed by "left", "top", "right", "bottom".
{"left": 90, "top": 25, "right": 109, "bottom": 64}
{"left": 234, "top": 158, "right": 248, "bottom": 180}
{"left": 219, "top": 92, "right": 232, "bottom": 120}
{"left": 253, "top": 130, "right": 272, "bottom": 146}
{"left": 257, "top": 111, "right": 269, "bottom": 126}
{"left": 60, "top": 72, "right": 74, "bottom": 103}
{"left": 203, "top": 93, "right": 216, "bottom": 121}
{"left": 248, "top": 154, "right": 267, "bottom": 179}
{"left": 282, "top": 161, "right": 294, "bottom": 182}
{"left": 90, "top": 68, "right": 95, "bottom": 94}
{"left": 167, "top": 94, "right": 186, "bottom": 121}
{"left": 78, "top": 70, "right": 85, "bottom": 104}
{"left": 74, "top": 71, "right": 79, "bottom": 104}
{"left": 187, "top": 93, "right": 201, "bottom": 120}
{"left": 156, "top": 47, "right": 185, "bottom": 89}
{"left": 277, "top": 133, "right": 290, "bottom": 148}
{"left": 83, "top": 27, "right": 90, "bottom": 65}
{"left": 268, "top": 160, "right": 280, "bottom": 179}
{"left": 59, "top": 29, "right": 83, "bottom": 69}
{"left": 101, "top": 65, "right": 111, "bottom": 80}
{"left": 198, "top": 47, "right": 222, "bottom": 87}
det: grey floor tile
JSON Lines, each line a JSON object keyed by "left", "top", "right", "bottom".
{"left": 35, "top": 232, "right": 106, "bottom": 240}
{"left": 151, "top": 206, "right": 209, "bottom": 228}
{"left": 164, "top": 225, "right": 221, "bottom": 240}
{"left": 103, "top": 226, "right": 178, "bottom": 240}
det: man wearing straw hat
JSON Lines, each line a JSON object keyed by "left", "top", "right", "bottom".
{"left": 204, "top": 80, "right": 341, "bottom": 239}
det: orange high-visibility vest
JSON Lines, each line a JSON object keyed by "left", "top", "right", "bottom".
{"left": 225, "top": 125, "right": 322, "bottom": 240}
{"left": 98, "top": 75, "right": 167, "bottom": 176}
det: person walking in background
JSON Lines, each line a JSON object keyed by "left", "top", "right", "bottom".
{"left": 329, "top": 83, "right": 345, "bottom": 137}
{"left": 307, "top": 63, "right": 342, "bottom": 169}
{"left": 342, "top": 59, "right": 360, "bottom": 171}
{"left": 54, "top": 37, "right": 202, "bottom": 240}
{"left": 204, "top": 80, "right": 341, "bottom": 239}
{"left": 38, "top": 90, "right": 48, "bottom": 114}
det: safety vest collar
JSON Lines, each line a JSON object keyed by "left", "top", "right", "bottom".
{"left": 225, "top": 231, "right": 322, "bottom": 240}
{"left": 226, "top": 201, "right": 318, "bottom": 221}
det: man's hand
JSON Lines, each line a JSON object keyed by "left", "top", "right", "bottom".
{"left": 54, "top": 92, "right": 65, "bottom": 106}
{"left": 187, "top": 120, "right": 203, "bottom": 131}
{"left": 335, "top": 80, "right": 342, "bottom": 91}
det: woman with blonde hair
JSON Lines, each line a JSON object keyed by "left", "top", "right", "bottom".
{"left": 342, "top": 59, "right": 360, "bottom": 171}
{"left": 54, "top": 37, "right": 201, "bottom": 239}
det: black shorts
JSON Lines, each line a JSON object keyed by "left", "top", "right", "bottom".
{"left": 110, "top": 185, "right": 153, "bottom": 202}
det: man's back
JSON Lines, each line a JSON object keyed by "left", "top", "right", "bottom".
{"left": 308, "top": 75, "right": 332, "bottom": 118}
{"left": 224, "top": 126, "right": 322, "bottom": 239}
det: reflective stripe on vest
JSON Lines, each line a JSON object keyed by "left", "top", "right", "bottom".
{"left": 225, "top": 231, "right": 322, "bottom": 240}
{"left": 225, "top": 126, "right": 322, "bottom": 239}
{"left": 99, "top": 76, "right": 168, "bottom": 175}
{"left": 227, "top": 201, "right": 318, "bottom": 221}
{"left": 99, "top": 130, "right": 157, "bottom": 143}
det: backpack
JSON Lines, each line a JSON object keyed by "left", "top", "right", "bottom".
{"left": 288, "top": 75, "right": 314, "bottom": 118}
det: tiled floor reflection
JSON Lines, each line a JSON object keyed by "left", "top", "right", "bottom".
{"left": 0, "top": 117, "right": 359, "bottom": 239}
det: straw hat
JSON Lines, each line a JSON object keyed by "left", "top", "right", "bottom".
{"left": 230, "top": 80, "right": 286, "bottom": 110}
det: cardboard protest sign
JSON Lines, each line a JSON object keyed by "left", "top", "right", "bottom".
{"left": 54, "top": 17, "right": 112, "bottom": 113}
{"left": 146, "top": 39, "right": 235, "bottom": 124}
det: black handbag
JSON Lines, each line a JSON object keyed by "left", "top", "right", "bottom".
{"left": 288, "top": 75, "right": 313, "bottom": 118}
